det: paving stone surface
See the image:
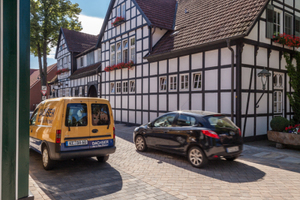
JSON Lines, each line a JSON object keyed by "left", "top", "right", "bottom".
{"left": 29, "top": 124, "right": 300, "bottom": 200}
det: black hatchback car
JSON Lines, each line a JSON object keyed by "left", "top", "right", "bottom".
{"left": 133, "top": 111, "right": 243, "bottom": 168}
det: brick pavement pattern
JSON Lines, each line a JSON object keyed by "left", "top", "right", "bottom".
{"left": 29, "top": 124, "right": 300, "bottom": 200}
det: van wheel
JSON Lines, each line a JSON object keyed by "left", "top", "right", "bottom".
{"left": 188, "top": 146, "right": 208, "bottom": 168}
{"left": 135, "top": 135, "right": 147, "bottom": 152}
{"left": 42, "top": 146, "right": 55, "bottom": 170}
{"left": 97, "top": 155, "right": 109, "bottom": 162}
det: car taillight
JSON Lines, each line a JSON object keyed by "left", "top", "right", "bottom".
{"left": 238, "top": 128, "right": 241, "bottom": 136}
{"left": 113, "top": 127, "right": 115, "bottom": 139}
{"left": 202, "top": 130, "right": 220, "bottom": 139}
{"left": 56, "top": 130, "right": 61, "bottom": 144}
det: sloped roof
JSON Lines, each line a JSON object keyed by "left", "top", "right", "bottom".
{"left": 69, "top": 62, "right": 101, "bottom": 80}
{"left": 30, "top": 63, "right": 57, "bottom": 88}
{"left": 30, "top": 69, "right": 38, "bottom": 75}
{"left": 135, "top": 0, "right": 177, "bottom": 30}
{"left": 147, "top": 0, "right": 268, "bottom": 59}
{"left": 62, "top": 28, "right": 98, "bottom": 53}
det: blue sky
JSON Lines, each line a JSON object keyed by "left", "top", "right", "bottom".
{"left": 30, "top": 0, "right": 110, "bottom": 69}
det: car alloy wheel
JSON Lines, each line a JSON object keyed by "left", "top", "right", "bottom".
{"left": 42, "top": 148, "right": 49, "bottom": 167}
{"left": 188, "top": 146, "right": 208, "bottom": 168}
{"left": 135, "top": 135, "right": 147, "bottom": 152}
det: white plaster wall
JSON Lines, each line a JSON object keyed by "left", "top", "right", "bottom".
{"left": 179, "top": 56, "right": 189, "bottom": 71}
{"left": 136, "top": 52, "right": 142, "bottom": 64}
{"left": 129, "top": 96, "right": 135, "bottom": 109}
{"left": 159, "top": 95, "right": 167, "bottom": 111}
{"left": 191, "top": 93, "right": 202, "bottom": 110}
{"left": 143, "top": 78, "right": 148, "bottom": 93}
{"left": 205, "top": 69, "right": 218, "bottom": 90}
{"left": 159, "top": 60, "right": 167, "bottom": 74}
{"left": 220, "top": 92, "right": 235, "bottom": 114}
{"left": 116, "top": 110, "right": 121, "bottom": 121}
{"left": 150, "top": 77, "right": 157, "bottom": 93}
{"left": 129, "top": 111, "right": 135, "bottom": 123}
{"left": 221, "top": 46, "right": 236, "bottom": 65}
{"left": 259, "top": 21, "right": 270, "bottom": 44}
{"left": 205, "top": 50, "right": 218, "bottom": 67}
{"left": 270, "top": 50, "right": 280, "bottom": 69}
{"left": 169, "top": 58, "right": 178, "bottom": 73}
{"left": 152, "top": 28, "right": 167, "bottom": 47}
{"left": 122, "top": 68, "right": 128, "bottom": 79}
{"left": 122, "top": 96, "right": 128, "bottom": 109}
{"left": 136, "top": 79, "right": 142, "bottom": 93}
{"left": 137, "top": 15, "right": 142, "bottom": 27}
{"left": 136, "top": 65, "right": 142, "bottom": 77}
{"left": 143, "top": 95, "right": 148, "bottom": 110}
{"left": 241, "top": 92, "right": 254, "bottom": 115}
{"left": 169, "top": 94, "right": 177, "bottom": 111}
{"left": 105, "top": 83, "right": 109, "bottom": 95}
{"left": 205, "top": 93, "right": 218, "bottom": 113}
{"left": 256, "top": 116, "right": 268, "bottom": 135}
{"left": 191, "top": 53, "right": 202, "bottom": 69}
{"left": 110, "top": 97, "right": 115, "bottom": 108}
{"left": 245, "top": 23, "right": 258, "bottom": 41}
{"left": 150, "top": 95, "right": 157, "bottom": 110}
{"left": 257, "top": 47, "right": 268, "bottom": 67}
{"left": 137, "top": 28, "right": 142, "bottom": 39}
{"left": 256, "top": 92, "right": 268, "bottom": 114}
{"left": 143, "top": 64, "right": 148, "bottom": 76}
{"left": 241, "top": 117, "right": 254, "bottom": 137}
{"left": 150, "top": 112, "right": 157, "bottom": 122}
{"left": 179, "top": 94, "right": 189, "bottom": 110}
{"left": 137, "top": 40, "right": 142, "bottom": 52}
{"left": 143, "top": 38, "right": 149, "bottom": 50}
{"left": 242, "top": 67, "right": 254, "bottom": 90}
{"left": 282, "top": 56, "right": 288, "bottom": 70}
{"left": 122, "top": 110, "right": 128, "bottom": 122}
{"left": 242, "top": 44, "right": 254, "bottom": 65}
{"left": 221, "top": 68, "right": 232, "bottom": 90}
{"left": 143, "top": 112, "right": 148, "bottom": 124}
{"left": 136, "top": 111, "right": 142, "bottom": 124}
{"left": 116, "top": 96, "right": 121, "bottom": 108}
{"left": 110, "top": 70, "right": 115, "bottom": 80}
{"left": 136, "top": 95, "right": 141, "bottom": 109}
{"left": 285, "top": 0, "right": 293, "bottom": 7}
{"left": 143, "top": 26, "right": 149, "bottom": 37}
{"left": 150, "top": 62, "right": 157, "bottom": 75}
{"left": 129, "top": 67, "right": 135, "bottom": 78}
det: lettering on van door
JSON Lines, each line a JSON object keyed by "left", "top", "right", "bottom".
{"left": 90, "top": 139, "right": 113, "bottom": 148}
{"left": 37, "top": 108, "right": 55, "bottom": 124}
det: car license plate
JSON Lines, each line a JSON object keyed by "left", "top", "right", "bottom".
{"left": 227, "top": 146, "right": 239, "bottom": 153}
{"left": 66, "top": 140, "right": 88, "bottom": 147}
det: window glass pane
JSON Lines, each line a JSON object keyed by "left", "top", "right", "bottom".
{"left": 273, "top": 75, "right": 277, "bottom": 87}
{"left": 65, "top": 104, "right": 88, "bottom": 127}
{"left": 176, "top": 114, "right": 196, "bottom": 126}
{"left": 123, "top": 40, "right": 128, "bottom": 49}
{"left": 117, "top": 43, "right": 121, "bottom": 51}
{"left": 279, "top": 75, "right": 283, "bottom": 86}
{"left": 153, "top": 114, "right": 176, "bottom": 127}
{"left": 123, "top": 49, "right": 128, "bottom": 63}
{"left": 92, "top": 104, "right": 110, "bottom": 126}
{"left": 205, "top": 116, "right": 236, "bottom": 129}
{"left": 117, "top": 52, "right": 121, "bottom": 64}
{"left": 131, "top": 38, "right": 135, "bottom": 46}
{"left": 111, "top": 83, "right": 115, "bottom": 93}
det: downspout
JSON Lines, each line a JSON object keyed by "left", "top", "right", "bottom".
{"left": 226, "top": 39, "right": 234, "bottom": 121}
{"left": 150, "top": 26, "right": 157, "bottom": 52}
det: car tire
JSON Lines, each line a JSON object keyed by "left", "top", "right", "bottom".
{"left": 188, "top": 146, "right": 208, "bottom": 168}
{"left": 135, "top": 135, "right": 147, "bottom": 152}
{"left": 225, "top": 156, "right": 239, "bottom": 161}
{"left": 42, "top": 146, "right": 55, "bottom": 170}
{"left": 97, "top": 155, "right": 109, "bottom": 162}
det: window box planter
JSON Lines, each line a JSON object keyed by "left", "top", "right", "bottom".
{"left": 267, "top": 130, "right": 300, "bottom": 148}
{"left": 104, "top": 61, "right": 134, "bottom": 72}
{"left": 112, "top": 17, "right": 125, "bottom": 27}
{"left": 56, "top": 68, "right": 70, "bottom": 75}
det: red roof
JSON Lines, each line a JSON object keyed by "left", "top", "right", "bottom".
{"left": 30, "top": 63, "right": 57, "bottom": 88}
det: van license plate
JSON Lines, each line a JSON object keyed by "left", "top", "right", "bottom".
{"left": 66, "top": 140, "right": 88, "bottom": 147}
{"left": 227, "top": 146, "right": 239, "bottom": 153}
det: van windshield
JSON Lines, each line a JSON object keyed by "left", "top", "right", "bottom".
{"left": 92, "top": 104, "right": 110, "bottom": 126}
{"left": 65, "top": 103, "right": 87, "bottom": 127}
{"left": 205, "top": 115, "right": 237, "bottom": 129}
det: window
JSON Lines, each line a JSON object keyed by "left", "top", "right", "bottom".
{"left": 169, "top": 75, "right": 177, "bottom": 91}
{"left": 273, "top": 73, "right": 283, "bottom": 89}
{"left": 176, "top": 114, "right": 197, "bottom": 127}
{"left": 123, "top": 40, "right": 128, "bottom": 63}
{"left": 266, "top": 5, "right": 281, "bottom": 38}
{"left": 129, "top": 80, "right": 135, "bottom": 93}
{"left": 85, "top": 86, "right": 88, "bottom": 96}
{"left": 117, "top": 6, "right": 121, "bottom": 17}
{"left": 296, "top": 16, "right": 300, "bottom": 37}
{"left": 65, "top": 103, "right": 88, "bottom": 127}
{"left": 153, "top": 114, "right": 176, "bottom": 127}
{"left": 72, "top": 88, "right": 76, "bottom": 97}
{"left": 30, "top": 109, "right": 39, "bottom": 125}
{"left": 180, "top": 74, "right": 189, "bottom": 90}
{"left": 159, "top": 77, "right": 167, "bottom": 91}
{"left": 87, "top": 51, "right": 95, "bottom": 66}
{"left": 205, "top": 116, "right": 236, "bottom": 129}
{"left": 110, "top": 83, "right": 115, "bottom": 93}
{"left": 130, "top": 37, "right": 135, "bottom": 62}
{"left": 284, "top": 13, "right": 293, "bottom": 35}
{"left": 117, "top": 42, "right": 122, "bottom": 64}
{"left": 274, "top": 91, "right": 282, "bottom": 113}
{"left": 123, "top": 81, "right": 128, "bottom": 93}
{"left": 116, "top": 82, "right": 121, "bottom": 93}
{"left": 80, "top": 57, "right": 84, "bottom": 68}
{"left": 111, "top": 44, "right": 116, "bottom": 65}
{"left": 273, "top": 11, "right": 281, "bottom": 35}
{"left": 79, "top": 86, "right": 82, "bottom": 96}
{"left": 192, "top": 73, "right": 202, "bottom": 90}
{"left": 122, "top": 3, "right": 126, "bottom": 18}
{"left": 92, "top": 104, "right": 110, "bottom": 126}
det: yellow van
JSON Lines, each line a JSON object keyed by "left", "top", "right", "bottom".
{"left": 29, "top": 97, "right": 116, "bottom": 170}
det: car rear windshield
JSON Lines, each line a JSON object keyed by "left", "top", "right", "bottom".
{"left": 205, "top": 115, "right": 237, "bottom": 129}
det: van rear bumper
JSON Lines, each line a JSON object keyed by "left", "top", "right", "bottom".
{"left": 48, "top": 143, "right": 116, "bottom": 160}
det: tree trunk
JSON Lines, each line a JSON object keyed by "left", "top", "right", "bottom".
{"left": 37, "top": 43, "right": 45, "bottom": 101}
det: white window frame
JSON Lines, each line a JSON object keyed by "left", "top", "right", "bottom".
{"left": 122, "top": 3, "right": 126, "bottom": 18}
{"left": 274, "top": 91, "right": 283, "bottom": 114}
{"left": 79, "top": 87, "right": 82, "bottom": 97}
{"left": 130, "top": 37, "right": 135, "bottom": 63}
{"left": 284, "top": 13, "right": 293, "bottom": 35}
{"left": 117, "top": 6, "right": 121, "bottom": 17}
{"left": 274, "top": 10, "right": 281, "bottom": 35}
{"left": 116, "top": 42, "right": 122, "bottom": 64}
{"left": 110, "top": 44, "right": 116, "bottom": 65}
{"left": 129, "top": 80, "right": 135, "bottom": 93}
{"left": 180, "top": 74, "right": 189, "bottom": 91}
{"left": 169, "top": 75, "right": 177, "bottom": 92}
{"left": 192, "top": 72, "right": 202, "bottom": 91}
{"left": 116, "top": 82, "right": 121, "bottom": 93}
{"left": 110, "top": 83, "right": 115, "bottom": 94}
{"left": 159, "top": 76, "right": 167, "bottom": 92}
{"left": 85, "top": 86, "right": 88, "bottom": 96}
{"left": 80, "top": 57, "right": 84, "bottom": 68}
{"left": 273, "top": 73, "right": 284, "bottom": 89}
{"left": 122, "top": 81, "right": 128, "bottom": 93}
{"left": 123, "top": 40, "right": 128, "bottom": 63}
{"left": 72, "top": 88, "right": 76, "bottom": 97}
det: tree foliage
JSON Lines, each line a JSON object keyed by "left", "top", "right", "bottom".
{"left": 284, "top": 52, "right": 300, "bottom": 124}
{"left": 30, "top": 0, "right": 82, "bottom": 87}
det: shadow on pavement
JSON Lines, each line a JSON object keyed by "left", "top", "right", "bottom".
{"left": 30, "top": 149, "right": 123, "bottom": 200}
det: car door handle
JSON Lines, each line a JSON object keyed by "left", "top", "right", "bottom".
{"left": 92, "top": 129, "right": 98, "bottom": 133}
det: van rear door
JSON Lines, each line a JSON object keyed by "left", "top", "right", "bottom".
{"left": 88, "top": 99, "right": 114, "bottom": 149}
{"left": 61, "top": 100, "right": 90, "bottom": 151}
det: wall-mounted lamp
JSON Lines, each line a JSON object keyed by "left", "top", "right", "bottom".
{"left": 256, "top": 68, "right": 271, "bottom": 108}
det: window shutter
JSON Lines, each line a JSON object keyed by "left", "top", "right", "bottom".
{"left": 266, "top": 5, "right": 274, "bottom": 39}
{"left": 295, "top": 16, "right": 300, "bottom": 37}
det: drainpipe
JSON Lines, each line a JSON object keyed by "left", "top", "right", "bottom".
{"left": 226, "top": 39, "right": 234, "bottom": 121}
{"left": 150, "top": 26, "right": 157, "bottom": 52}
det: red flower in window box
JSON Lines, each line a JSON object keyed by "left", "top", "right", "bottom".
{"left": 55, "top": 68, "right": 70, "bottom": 75}
{"left": 273, "top": 33, "right": 300, "bottom": 48}
{"left": 112, "top": 17, "right": 125, "bottom": 27}
{"left": 104, "top": 61, "right": 134, "bottom": 72}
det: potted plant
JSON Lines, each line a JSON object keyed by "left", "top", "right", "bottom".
{"left": 112, "top": 17, "right": 125, "bottom": 27}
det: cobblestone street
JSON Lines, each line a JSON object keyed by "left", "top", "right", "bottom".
{"left": 29, "top": 124, "right": 300, "bottom": 200}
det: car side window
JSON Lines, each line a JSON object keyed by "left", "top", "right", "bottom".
{"left": 176, "top": 114, "right": 196, "bottom": 126}
{"left": 153, "top": 114, "right": 176, "bottom": 127}
{"left": 92, "top": 104, "right": 110, "bottom": 126}
{"left": 30, "top": 109, "right": 39, "bottom": 125}
{"left": 65, "top": 103, "right": 88, "bottom": 127}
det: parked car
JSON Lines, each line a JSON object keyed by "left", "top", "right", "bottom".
{"left": 133, "top": 111, "right": 243, "bottom": 168}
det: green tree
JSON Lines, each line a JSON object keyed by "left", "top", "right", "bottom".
{"left": 284, "top": 52, "right": 300, "bottom": 124}
{"left": 30, "top": 0, "right": 82, "bottom": 92}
